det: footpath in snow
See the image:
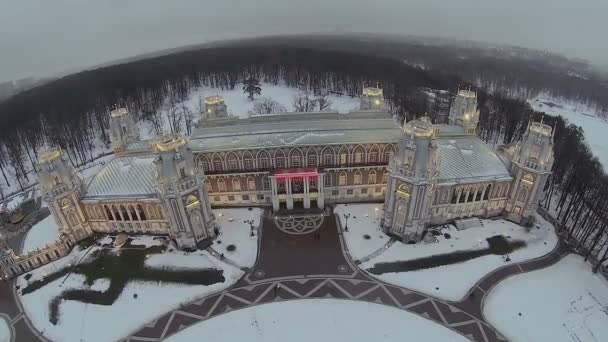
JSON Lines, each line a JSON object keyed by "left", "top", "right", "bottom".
{"left": 212, "top": 208, "right": 263, "bottom": 268}
{"left": 339, "top": 203, "right": 558, "bottom": 301}
{"left": 334, "top": 204, "right": 387, "bottom": 261}
{"left": 165, "top": 299, "right": 469, "bottom": 342}
{"left": 484, "top": 254, "right": 608, "bottom": 342}
{"left": 17, "top": 235, "right": 243, "bottom": 342}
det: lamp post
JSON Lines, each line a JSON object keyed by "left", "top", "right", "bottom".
{"left": 245, "top": 219, "right": 255, "bottom": 236}
{"left": 343, "top": 213, "right": 351, "bottom": 232}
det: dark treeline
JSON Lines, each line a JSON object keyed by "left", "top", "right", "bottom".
{"left": 0, "top": 42, "right": 606, "bottom": 267}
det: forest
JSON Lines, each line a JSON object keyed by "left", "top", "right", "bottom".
{"left": 0, "top": 37, "right": 606, "bottom": 267}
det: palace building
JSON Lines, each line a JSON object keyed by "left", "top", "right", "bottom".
{"left": 1, "top": 88, "right": 554, "bottom": 278}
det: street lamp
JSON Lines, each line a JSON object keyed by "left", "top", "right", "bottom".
{"left": 343, "top": 213, "right": 351, "bottom": 232}
{"left": 245, "top": 219, "right": 255, "bottom": 236}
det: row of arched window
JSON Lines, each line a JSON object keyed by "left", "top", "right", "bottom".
{"left": 197, "top": 144, "right": 396, "bottom": 173}
{"left": 85, "top": 203, "right": 164, "bottom": 222}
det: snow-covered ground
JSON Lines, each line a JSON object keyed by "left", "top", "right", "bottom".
{"left": 17, "top": 236, "right": 242, "bottom": 342}
{"left": 529, "top": 94, "right": 608, "bottom": 169}
{"left": 484, "top": 254, "right": 608, "bottom": 342}
{"left": 20, "top": 215, "right": 61, "bottom": 254}
{"left": 354, "top": 213, "right": 557, "bottom": 301}
{"left": 213, "top": 208, "right": 263, "bottom": 268}
{"left": 334, "top": 204, "right": 387, "bottom": 261}
{"left": 165, "top": 299, "right": 469, "bottom": 342}
{"left": 0, "top": 317, "right": 10, "bottom": 342}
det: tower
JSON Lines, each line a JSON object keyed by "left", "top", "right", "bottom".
{"left": 448, "top": 89, "right": 479, "bottom": 135}
{"left": 382, "top": 117, "right": 440, "bottom": 242}
{"left": 360, "top": 86, "right": 385, "bottom": 111}
{"left": 37, "top": 149, "right": 92, "bottom": 243}
{"left": 153, "top": 133, "right": 216, "bottom": 250}
{"left": 505, "top": 121, "right": 554, "bottom": 224}
{"left": 201, "top": 96, "right": 228, "bottom": 121}
{"left": 110, "top": 108, "right": 139, "bottom": 153}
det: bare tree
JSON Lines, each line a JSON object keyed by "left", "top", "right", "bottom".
{"left": 292, "top": 92, "right": 317, "bottom": 112}
{"left": 315, "top": 93, "right": 333, "bottom": 111}
{"left": 181, "top": 104, "right": 195, "bottom": 135}
{"left": 252, "top": 97, "right": 287, "bottom": 115}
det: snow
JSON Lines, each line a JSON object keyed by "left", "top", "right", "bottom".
{"left": 334, "top": 204, "right": 387, "bottom": 261}
{"left": 21, "top": 215, "right": 61, "bottom": 254}
{"left": 484, "top": 254, "right": 608, "bottom": 342}
{"left": 165, "top": 299, "right": 469, "bottom": 342}
{"left": 529, "top": 94, "right": 608, "bottom": 169}
{"left": 359, "top": 213, "right": 557, "bottom": 301}
{"left": 213, "top": 208, "right": 263, "bottom": 268}
{"left": 0, "top": 317, "right": 10, "bottom": 342}
{"left": 17, "top": 236, "right": 243, "bottom": 342}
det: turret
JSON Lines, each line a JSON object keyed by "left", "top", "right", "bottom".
{"left": 505, "top": 120, "right": 554, "bottom": 224}
{"left": 153, "top": 133, "right": 216, "bottom": 250}
{"left": 360, "top": 87, "right": 385, "bottom": 111}
{"left": 110, "top": 108, "right": 139, "bottom": 153}
{"left": 201, "top": 96, "right": 228, "bottom": 121}
{"left": 448, "top": 89, "right": 479, "bottom": 135}
{"left": 382, "top": 116, "right": 439, "bottom": 242}
{"left": 37, "top": 148, "right": 92, "bottom": 242}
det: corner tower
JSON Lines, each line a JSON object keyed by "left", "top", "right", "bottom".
{"left": 382, "top": 116, "right": 439, "bottom": 242}
{"left": 360, "top": 87, "right": 385, "bottom": 111}
{"left": 153, "top": 133, "right": 216, "bottom": 250}
{"left": 37, "top": 149, "right": 92, "bottom": 242}
{"left": 449, "top": 89, "right": 479, "bottom": 135}
{"left": 505, "top": 121, "right": 554, "bottom": 224}
{"left": 201, "top": 96, "right": 228, "bottom": 121}
{"left": 110, "top": 108, "right": 139, "bottom": 153}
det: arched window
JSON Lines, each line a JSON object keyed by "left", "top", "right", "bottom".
{"left": 242, "top": 151, "right": 254, "bottom": 170}
{"left": 324, "top": 174, "right": 332, "bottom": 187}
{"left": 321, "top": 147, "right": 335, "bottom": 166}
{"left": 146, "top": 204, "right": 156, "bottom": 220}
{"left": 339, "top": 172, "right": 347, "bottom": 186}
{"left": 226, "top": 153, "right": 240, "bottom": 171}
{"left": 338, "top": 146, "right": 349, "bottom": 166}
{"left": 104, "top": 205, "right": 113, "bottom": 220}
{"left": 247, "top": 176, "right": 256, "bottom": 191}
{"left": 368, "top": 145, "right": 380, "bottom": 163}
{"left": 263, "top": 177, "right": 271, "bottom": 190}
{"left": 368, "top": 170, "right": 377, "bottom": 184}
{"left": 218, "top": 179, "right": 226, "bottom": 192}
{"left": 232, "top": 178, "right": 241, "bottom": 191}
{"left": 197, "top": 155, "right": 210, "bottom": 172}
{"left": 353, "top": 145, "right": 365, "bottom": 164}
{"left": 517, "top": 187, "right": 528, "bottom": 202}
{"left": 212, "top": 153, "right": 223, "bottom": 172}
{"left": 354, "top": 170, "right": 362, "bottom": 185}
{"left": 258, "top": 150, "right": 271, "bottom": 169}
{"left": 120, "top": 205, "right": 129, "bottom": 221}
{"left": 484, "top": 184, "right": 491, "bottom": 200}
{"left": 382, "top": 171, "right": 388, "bottom": 183}
{"left": 395, "top": 201, "right": 407, "bottom": 229}
{"left": 129, "top": 205, "right": 138, "bottom": 221}
{"left": 306, "top": 148, "right": 318, "bottom": 167}
{"left": 275, "top": 149, "right": 286, "bottom": 168}
{"left": 383, "top": 145, "right": 395, "bottom": 162}
{"left": 137, "top": 204, "right": 146, "bottom": 220}
{"left": 289, "top": 149, "right": 303, "bottom": 168}
{"left": 157, "top": 205, "right": 164, "bottom": 220}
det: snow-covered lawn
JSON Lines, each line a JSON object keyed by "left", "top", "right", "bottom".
{"left": 17, "top": 236, "right": 242, "bottom": 342}
{"left": 165, "top": 299, "right": 469, "bottom": 342}
{"left": 529, "top": 95, "right": 608, "bottom": 169}
{"left": 213, "top": 208, "right": 263, "bottom": 268}
{"left": 21, "top": 215, "right": 61, "bottom": 254}
{"left": 0, "top": 317, "right": 11, "bottom": 342}
{"left": 335, "top": 204, "right": 387, "bottom": 261}
{"left": 360, "top": 214, "right": 558, "bottom": 301}
{"left": 484, "top": 254, "right": 608, "bottom": 342}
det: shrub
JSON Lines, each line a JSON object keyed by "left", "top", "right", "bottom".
{"left": 226, "top": 244, "right": 236, "bottom": 252}
{"left": 24, "top": 273, "right": 32, "bottom": 281}
{"left": 363, "top": 234, "right": 371, "bottom": 240}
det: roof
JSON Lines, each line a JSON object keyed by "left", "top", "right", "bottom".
{"left": 436, "top": 137, "right": 512, "bottom": 184}
{"left": 83, "top": 155, "right": 158, "bottom": 199}
{"left": 189, "top": 111, "right": 402, "bottom": 152}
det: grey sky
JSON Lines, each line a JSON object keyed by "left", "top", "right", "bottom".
{"left": 1, "top": 0, "right": 607, "bottom": 83}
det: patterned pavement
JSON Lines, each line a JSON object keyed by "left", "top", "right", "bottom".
{"left": 1, "top": 209, "right": 571, "bottom": 342}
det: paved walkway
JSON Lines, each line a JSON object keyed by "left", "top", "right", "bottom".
{"left": 1, "top": 209, "right": 573, "bottom": 342}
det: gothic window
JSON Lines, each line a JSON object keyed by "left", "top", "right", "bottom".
{"left": 227, "top": 153, "right": 239, "bottom": 171}
{"left": 308, "top": 154, "right": 317, "bottom": 166}
{"left": 503, "top": 183, "right": 510, "bottom": 197}
{"left": 291, "top": 155, "right": 301, "bottom": 167}
{"left": 322, "top": 147, "right": 335, "bottom": 166}
{"left": 157, "top": 205, "right": 164, "bottom": 220}
{"left": 120, "top": 205, "right": 129, "bottom": 221}
{"left": 353, "top": 146, "right": 365, "bottom": 164}
{"left": 395, "top": 201, "right": 407, "bottom": 228}
{"left": 198, "top": 156, "right": 210, "bottom": 172}
{"left": 232, "top": 178, "right": 241, "bottom": 191}
{"left": 368, "top": 170, "right": 377, "bottom": 184}
{"left": 339, "top": 172, "right": 347, "bottom": 186}
{"left": 247, "top": 177, "right": 256, "bottom": 191}
{"left": 137, "top": 204, "right": 146, "bottom": 220}
{"left": 354, "top": 170, "right": 362, "bottom": 185}
{"left": 129, "top": 205, "right": 138, "bottom": 221}
{"left": 146, "top": 204, "right": 156, "bottom": 220}
{"left": 263, "top": 177, "right": 271, "bottom": 190}
{"left": 244, "top": 158, "right": 253, "bottom": 170}
{"left": 383, "top": 145, "right": 395, "bottom": 162}
{"left": 179, "top": 167, "right": 186, "bottom": 178}
{"left": 382, "top": 171, "right": 388, "bottom": 183}
{"left": 218, "top": 179, "right": 226, "bottom": 192}
{"left": 324, "top": 174, "right": 332, "bottom": 187}
{"left": 517, "top": 188, "right": 528, "bottom": 202}
{"left": 275, "top": 150, "right": 286, "bottom": 168}
{"left": 212, "top": 154, "right": 223, "bottom": 172}
{"left": 104, "top": 205, "right": 113, "bottom": 220}
{"left": 340, "top": 153, "right": 348, "bottom": 165}
{"left": 484, "top": 184, "right": 491, "bottom": 200}
{"left": 258, "top": 150, "right": 271, "bottom": 169}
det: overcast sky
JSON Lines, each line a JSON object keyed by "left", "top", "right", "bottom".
{"left": 1, "top": 0, "right": 607, "bottom": 83}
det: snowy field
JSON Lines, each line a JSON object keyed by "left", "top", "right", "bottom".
{"left": 20, "top": 215, "right": 61, "bottom": 254}
{"left": 213, "top": 208, "right": 263, "bottom": 268}
{"left": 529, "top": 94, "right": 608, "bottom": 169}
{"left": 0, "top": 317, "right": 10, "bottom": 342}
{"left": 334, "top": 204, "right": 387, "bottom": 261}
{"left": 165, "top": 299, "right": 469, "bottom": 342}
{"left": 484, "top": 254, "right": 608, "bottom": 342}
{"left": 354, "top": 212, "right": 557, "bottom": 301}
{"left": 17, "top": 235, "right": 243, "bottom": 342}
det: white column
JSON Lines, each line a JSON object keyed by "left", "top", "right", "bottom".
{"left": 270, "top": 176, "right": 279, "bottom": 211}
{"left": 317, "top": 173, "right": 325, "bottom": 209}
{"left": 304, "top": 176, "right": 310, "bottom": 209}
{"left": 286, "top": 176, "right": 293, "bottom": 210}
